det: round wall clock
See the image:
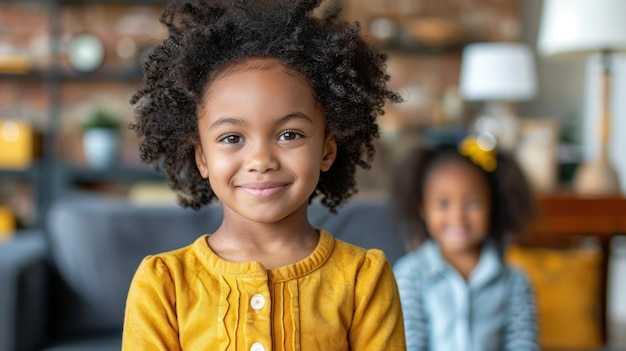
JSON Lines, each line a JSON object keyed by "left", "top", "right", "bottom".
{"left": 67, "top": 32, "right": 105, "bottom": 73}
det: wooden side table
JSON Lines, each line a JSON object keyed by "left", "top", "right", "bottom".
{"left": 533, "top": 194, "right": 626, "bottom": 239}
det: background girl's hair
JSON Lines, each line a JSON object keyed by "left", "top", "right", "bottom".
{"left": 390, "top": 143, "right": 539, "bottom": 252}
{"left": 129, "top": 0, "right": 400, "bottom": 211}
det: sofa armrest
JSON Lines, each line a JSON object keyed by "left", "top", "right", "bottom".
{"left": 0, "top": 231, "right": 49, "bottom": 351}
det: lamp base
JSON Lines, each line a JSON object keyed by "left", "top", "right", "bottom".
{"left": 572, "top": 159, "right": 621, "bottom": 196}
{"left": 476, "top": 101, "right": 519, "bottom": 152}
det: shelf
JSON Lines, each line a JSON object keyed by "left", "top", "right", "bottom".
{"left": 0, "top": 71, "right": 46, "bottom": 80}
{"left": 0, "top": 165, "right": 39, "bottom": 180}
{"left": 52, "top": 69, "right": 144, "bottom": 82}
{"left": 55, "top": 0, "right": 166, "bottom": 4}
{"left": 60, "top": 165, "right": 165, "bottom": 183}
{"left": 2, "top": 69, "right": 144, "bottom": 82}
{"left": 374, "top": 40, "right": 467, "bottom": 56}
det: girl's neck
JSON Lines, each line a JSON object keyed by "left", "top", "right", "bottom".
{"left": 440, "top": 244, "right": 483, "bottom": 281}
{"left": 208, "top": 205, "right": 319, "bottom": 270}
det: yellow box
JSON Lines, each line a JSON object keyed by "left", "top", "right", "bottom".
{"left": 0, "top": 119, "right": 33, "bottom": 169}
{"left": 0, "top": 206, "right": 16, "bottom": 240}
{"left": 0, "top": 55, "right": 31, "bottom": 74}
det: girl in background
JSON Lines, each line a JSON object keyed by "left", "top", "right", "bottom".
{"left": 392, "top": 137, "right": 539, "bottom": 351}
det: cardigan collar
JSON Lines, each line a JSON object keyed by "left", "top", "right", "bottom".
{"left": 193, "top": 229, "right": 335, "bottom": 283}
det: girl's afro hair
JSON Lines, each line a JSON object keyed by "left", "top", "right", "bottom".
{"left": 129, "top": 0, "right": 401, "bottom": 211}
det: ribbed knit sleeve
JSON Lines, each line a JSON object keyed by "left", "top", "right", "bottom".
{"left": 393, "top": 255, "right": 429, "bottom": 351}
{"left": 504, "top": 269, "right": 539, "bottom": 351}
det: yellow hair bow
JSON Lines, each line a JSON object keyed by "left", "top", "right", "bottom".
{"left": 458, "top": 134, "right": 497, "bottom": 172}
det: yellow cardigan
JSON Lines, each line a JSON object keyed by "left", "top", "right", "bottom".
{"left": 122, "top": 230, "right": 406, "bottom": 351}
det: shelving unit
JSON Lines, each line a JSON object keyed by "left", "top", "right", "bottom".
{"left": 0, "top": 0, "right": 523, "bottom": 231}
{"left": 0, "top": 0, "right": 167, "bottom": 231}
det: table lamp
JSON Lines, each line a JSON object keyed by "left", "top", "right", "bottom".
{"left": 459, "top": 42, "right": 538, "bottom": 151}
{"left": 538, "top": 0, "right": 626, "bottom": 195}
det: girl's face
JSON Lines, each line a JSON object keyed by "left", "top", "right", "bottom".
{"left": 422, "top": 160, "right": 491, "bottom": 256}
{"left": 194, "top": 60, "right": 337, "bottom": 224}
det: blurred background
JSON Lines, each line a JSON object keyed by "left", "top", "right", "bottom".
{"left": 1, "top": 0, "right": 626, "bottom": 350}
{"left": 1, "top": 0, "right": 626, "bottom": 229}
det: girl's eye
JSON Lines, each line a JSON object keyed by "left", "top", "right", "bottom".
{"left": 219, "top": 134, "right": 243, "bottom": 144}
{"left": 278, "top": 130, "right": 303, "bottom": 141}
{"left": 436, "top": 199, "right": 449, "bottom": 210}
{"left": 466, "top": 198, "right": 482, "bottom": 209}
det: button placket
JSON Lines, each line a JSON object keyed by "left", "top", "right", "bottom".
{"left": 242, "top": 275, "right": 271, "bottom": 351}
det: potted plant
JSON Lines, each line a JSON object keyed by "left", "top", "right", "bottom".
{"left": 82, "top": 108, "right": 122, "bottom": 169}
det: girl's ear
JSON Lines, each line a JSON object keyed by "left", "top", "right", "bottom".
{"left": 320, "top": 134, "right": 337, "bottom": 172}
{"left": 194, "top": 143, "right": 209, "bottom": 178}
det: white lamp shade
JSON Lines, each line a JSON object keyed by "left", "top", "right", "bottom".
{"left": 459, "top": 42, "right": 538, "bottom": 102}
{"left": 538, "top": 0, "right": 626, "bottom": 56}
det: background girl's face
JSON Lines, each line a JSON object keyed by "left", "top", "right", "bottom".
{"left": 421, "top": 160, "right": 491, "bottom": 256}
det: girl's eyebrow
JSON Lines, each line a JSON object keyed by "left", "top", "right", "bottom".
{"left": 208, "top": 113, "right": 314, "bottom": 131}
{"left": 275, "top": 113, "right": 314, "bottom": 127}
{"left": 208, "top": 117, "right": 248, "bottom": 131}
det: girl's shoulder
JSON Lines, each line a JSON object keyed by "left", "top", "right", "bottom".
{"left": 392, "top": 240, "right": 438, "bottom": 278}
{"left": 331, "top": 233, "right": 390, "bottom": 268}
{"left": 503, "top": 264, "right": 533, "bottom": 289}
{"left": 135, "top": 235, "right": 208, "bottom": 275}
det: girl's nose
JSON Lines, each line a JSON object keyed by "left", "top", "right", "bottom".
{"left": 244, "top": 142, "right": 279, "bottom": 173}
{"left": 450, "top": 204, "right": 467, "bottom": 222}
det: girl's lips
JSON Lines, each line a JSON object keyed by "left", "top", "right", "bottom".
{"left": 239, "top": 183, "right": 287, "bottom": 198}
{"left": 444, "top": 226, "right": 470, "bottom": 238}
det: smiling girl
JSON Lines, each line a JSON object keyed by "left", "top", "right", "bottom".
{"left": 391, "top": 141, "right": 539, "bottom": 351}
{"left": 121, "top": 1, "right": 405, "bottom": 350}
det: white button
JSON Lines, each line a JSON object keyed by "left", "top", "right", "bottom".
{"left": 250, "top": 294, "right": 266, "bottom": 311}
{"left": 250, "top": 342, "right": 266, "bottom": 351}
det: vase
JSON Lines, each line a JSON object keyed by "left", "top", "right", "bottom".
{"left": 83, "top": 129, "right": 119, "bottom": 169}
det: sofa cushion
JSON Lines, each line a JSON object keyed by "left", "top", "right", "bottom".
{"left": 46, "top": 195, "right": 223, "bottom": 337}
{"left": 506, "top": 243, "right": 603, "bottom": 350}
{"left": 42, "top": 333, "right": 121, "bottom": 351}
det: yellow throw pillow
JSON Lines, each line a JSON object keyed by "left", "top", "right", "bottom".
{"left": 505, "top": 244, "right": 603, "bottom": 350}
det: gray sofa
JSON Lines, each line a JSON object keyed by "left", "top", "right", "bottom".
{"left": 0, "top": 194, "right": 405, "bottom": 351}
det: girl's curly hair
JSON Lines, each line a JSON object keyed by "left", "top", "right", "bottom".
{"left": 390, "top": 143, "right": 539, "bottom": 252}
{"left": 129, "top": 0, "right": 400, "bottom": 211}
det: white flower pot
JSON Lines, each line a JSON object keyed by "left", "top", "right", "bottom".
{"left": 83, "top": 129, "right": 119, "bottom": 169}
